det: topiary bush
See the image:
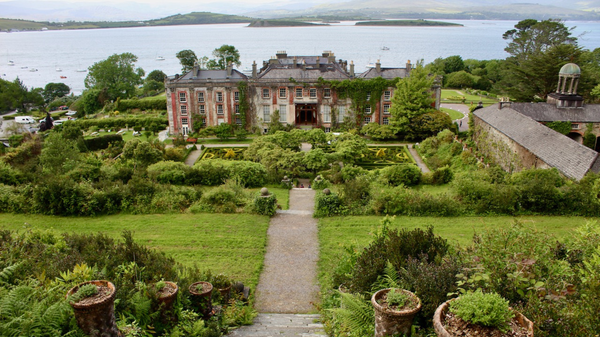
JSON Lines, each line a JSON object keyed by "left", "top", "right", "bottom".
{"left": 314, "top": 191, "right": 347, "bottom": 217}
{"left": 379, "top": 164, "right": 422, "bottom": 186}
{"left": 251, "top": 192, "right": 277, "bottom": 216}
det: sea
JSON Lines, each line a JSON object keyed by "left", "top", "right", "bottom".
{"left": 1, "top": 20, "right": 599, "bottom": 94}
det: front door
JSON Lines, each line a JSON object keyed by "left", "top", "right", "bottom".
{"left": 295, "top": 104, "right": 317, "bottom": 125}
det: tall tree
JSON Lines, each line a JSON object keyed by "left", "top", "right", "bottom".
{"left": 206, "top": 45, "right": 241, "bottom": 70}
{"left": 42, "top": 83, "right": 70, "bottom": 103}
{"left": 84, "top": 53, "right": 144, "bottom": 101}
{"left": 176, "top": 49, "right": 198, "bottom": 73}
{"left": 503, "top": 19, "right": 577, "bottom": 61}
{"left": 389, "top": 63, "right": 436, "bottom": 135}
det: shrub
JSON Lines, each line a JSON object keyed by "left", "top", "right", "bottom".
{"left": 251, "top": 192, "right": 277, "bottom": 216}
{"left": 190, "top": 183, "right": 247, "bottom": 214}
{"left": 191, "top": 160, "right": 231, "bottom": 186}
{"left": 312, "top": 176, "right": 330, "bottom": 190}
{"left": 379, "top": 164, "right": 421, "bottom": 186}
{"left": 369, "top": 185, "right": 462, "bottom": 216}
{"left": 147, "top": 161, "right": 190, "bottom": 185}
{"left": 84, "top": 134, "right": 124, "bottom": 151}
{"left": 450, "top": 290, "right": 514, "bottom": 333}
{"left": 429, "top": 165, "right": 453, "bottom": 185}
{"left": 314, "top": 191, "right": 347, "bottom": 217}
{"left": 340, "top": 164, "right": 368, "bottom": 182}
{"left": 227, "top": 161, "right": 267, "bottom": 188}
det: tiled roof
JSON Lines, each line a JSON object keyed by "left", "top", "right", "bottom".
{"left": 511, "top": 102, "right": 600, "bottom": 123}
{"left": 474, "top": 104, "right": 599, "bottom": 180}
{"left": 358, "top": 67, "right": 409, "bottom": 79}
{"left": 257, "top": 64, "right": 350, "bottom": 81}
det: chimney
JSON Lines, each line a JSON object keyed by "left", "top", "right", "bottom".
{"left": 302, "top": 59, "right": 306, "bottom": 71}
{"left": 252, "top": 61, "right": 257, "bottom": 78}
{"left": 193, "top": 61, "right": 199, "bottom": 75}
{"left": 350, "top": 61, "right": 355, "bottom": 78}
{"left": 376, "top": 59, "right": 381, "bottom": 73}
{"left": 226, "top": 61, "right": 232, "bottom": 77}
{"left": 293, "top": 56, "right": 297, "bottom": 68}
{"left": 316, "top": 56, "right": 320, "bottom": 68}
{"left": 498, "top": 97, "right": 512, "bottom": 109}
{"left": 276, "top": 50, "right": 287, "bottom": 59}
{"left": 406, "top": 60, "right": 411, "bottom": 74}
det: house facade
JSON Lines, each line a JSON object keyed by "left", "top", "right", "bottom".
{"left": 165, "top": 51, "right": 439, "bottom": 135}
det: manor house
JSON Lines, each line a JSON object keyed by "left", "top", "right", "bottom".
{"left": 472, "top": 63, "right": 600, "bottom": 180}
{"left": 165, "top": 51, "right": 440, "bottom": 135}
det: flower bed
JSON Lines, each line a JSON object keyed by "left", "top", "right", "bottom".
{"left": 200, "top": 147, "right": 247, "bottom": 161}
{"left": 357, "top": 146, "right": 415, "bottom": 169}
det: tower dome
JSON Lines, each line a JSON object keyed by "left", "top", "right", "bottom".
{"left": 559, "top": 63, "right": 581, "bottom": 76}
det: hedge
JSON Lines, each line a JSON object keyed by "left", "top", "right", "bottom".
{"left": 116, "top": 97, "right": 167, "bottom": 111}
{"left": 84, "top": 134, "right": 124, "bottom": 151}
{"left": 71, "top": 117, "right": 168, "bottom": 131}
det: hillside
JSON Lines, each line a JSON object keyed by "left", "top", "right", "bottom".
{"left": 0, "top": 12, "right": 253, "bottom": 31}
{"left": 248, "top": 19, "right": 328, "bottom": 27}
{"left": 355, "top": 19, "right": 463, "bottom": 26}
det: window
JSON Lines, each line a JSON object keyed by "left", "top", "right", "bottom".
{"left": 181, "top": 118, "right": 189, "bottom": 124}
{"left": 296, "top": 88, "right": 303, "bottom": 98}
{"left": 364, "top": 117, "right": 371, "bottom": 124}
{"left": 324, "top": 127, "right": 331, "bottom": 133}
{"left": 202, "top": 118, "right": 206, "bottom": 126}
{"left": 383, "top": 117, "right": 389, "bottom": 125}
{"left": 217, "top": 105, "right": 223, "bottom": 114}
{"left": 235, "top": 104, "right": 240, "bottom": 114}
{"left": 322, "top": 105, "right": 331, "bottom": 123}
{"left": 279, "top": 88, "right": 287, "bottom": 98}
{"left": 236, "top": 118, "right": 242, "bottom": 125}
{"left": 234, "top": 91, "right": 239, "bottom": 101}
{"left": 180, "top": 105, "right": 187, "bottom": 115}
{"left": 572, "top": 123, "right": 580, "bottom": 129}
{"left": 263, "top": 105, "right": 271, "bottom": 122}
{"left": 262, "top": 88, "right": 270, "bottom": 99}
{"left": 279, "top": 105, "right": 287, "bottom": 123}
{"left": 216, "top": 92, "right": 223, "bottom": 102}
{"left": 179, "top": 92, "right": 186, "bottom": 102}
{"left": 309, "top": 88, "right": 317, "bottom": 98}
{"left": 383, "top": 104, "right": 390, "bottom": 114}
{"left": 197, "top": 92, "right": 205, "bottom": 102}
{"left": 384, "top": 90, "right": 391, "bottom": 100}
{"left": 365, "top": 106, "right": 371, "bottom": 114}
{"left": 199, "top": 105, "right": 205, "bottom": 114}
{"left": 366, "top": 93, "right": 371, "bottom": 100}
{"left": 323, "top": 88, "right": 331, "bottom": 98}
{"left": 338, "top": 106, "right": 345, "bottom": 123}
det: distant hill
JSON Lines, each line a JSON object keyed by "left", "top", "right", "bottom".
{"left": 248, "top": 19, "right": 328, "bottom": 27}
{"left": 355, "top": 19, "right": 463, "bottom": 26}
{"left": 0, "top": 12, "right": 254, "bottom": 31}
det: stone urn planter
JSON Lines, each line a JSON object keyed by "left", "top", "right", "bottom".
{"left": 371, "top": 288, "right": 422, "bottom": 337}
{"left": 66, "top": 280, "right": 121, "bottom": 337}
{"left": 433, "top": 299, "right": 534, "bottom": 337}
{"left": 189, "top": 281, "right": 213, "bottom": 319}
{"left": 154, "top": 281, "right": 179, "bottom": 323}
{"left": 212, "top": 274, "right": 233, "bottom": 304}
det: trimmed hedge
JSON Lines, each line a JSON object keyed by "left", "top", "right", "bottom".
{"left": 84, "top": 134, "right": 124, "bottom": 151}
{"left": 116, "top": 97, "right": 167, "bottom": 111}
{"left": 72, "top": 117, "right": 168, "bottom": 131}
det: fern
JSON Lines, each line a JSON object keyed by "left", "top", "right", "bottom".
{"left": 329, "top": 292, "right": 374, "bottom": 337}
{"left": 371, "top": 261, "right": 401, "bottom": 292}
{"left": 0, "top": 263, "right": 21, "bottom": 286}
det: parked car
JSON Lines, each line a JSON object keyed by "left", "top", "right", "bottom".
{"left": 65, "top": 111, "right": 77, "bottom": 116}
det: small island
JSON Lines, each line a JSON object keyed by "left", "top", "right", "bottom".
{"left": 355, "top": 19, "right": 463, "bottom": 27}
{"left": 248, "top": 20, "right": 329, "bottom": 27}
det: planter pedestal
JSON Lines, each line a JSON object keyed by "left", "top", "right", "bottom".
{"left": 371, "top": 288, "right": 421, "bottom": 337}
{"left": 433, "top": 299, "right": 534, "bottom": 337}
{"left": 156, "top": 281, "right": 179, "bottom": 324}
{"left": 189, "top": 281, "right": 213, "bottom": 320}
{"left": 67, "top": 280, "right": 121, "bottom": 337}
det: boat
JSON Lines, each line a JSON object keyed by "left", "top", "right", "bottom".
{"left": 8, "top": 60, "right": 14, "bottom": 66}
{"left": 29, "top": 68, "right": 38, "bottom": 72}
{"left": 156, "top": 56, "right": 165, "bottom": 61}
{"left": 381, "top": 46, "right": 390, "bottom": 51}
{"left": 56, "top": 67, "right": 62, "bottom": 72}
{"left": 60, "top": 75, "right": 67, "bottom": 79}
{"left": 21, "top": 66, "right": 28, "bottom": 69}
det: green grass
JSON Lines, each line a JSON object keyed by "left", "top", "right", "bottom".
{"left": 0, "top": 213, "right": 270, "bottom": 288}
{"left": 441, "top": 89, "right": 498, "bottom": 106}
{"left": 441, "top": 107, "right": 464, "bottom": 120}
{"left": 318, "top": 215, "right": 591, "bottom": 284}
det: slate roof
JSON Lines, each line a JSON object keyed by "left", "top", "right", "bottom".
{"left": 474, "top": 103, "right": 599, "bottom": 180}
{"left": 358, "top": 67, "right": 409, "bottom": 79}
{"left": 510, "top": 102, "right": 600, "bottom": 123}
{"left": 174, "top": 69, "right": 247, "bottom": 82}
{"left": 257, "top": 64, "right": 350, "bottom": 81}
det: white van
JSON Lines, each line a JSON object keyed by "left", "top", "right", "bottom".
{"left": 15, "top": 116, "right": 36, "bottom": 124}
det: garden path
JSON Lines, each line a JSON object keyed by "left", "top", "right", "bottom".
{"left": 441, "top": 103, "right": 470, "bottom": 132}
{"left": 228, "top": 181, "right": 325, "bottom": 336}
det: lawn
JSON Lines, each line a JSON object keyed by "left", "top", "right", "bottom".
{"left": 0, "top": 213, "right": 270, "bottom": 288}
{"left": 318, "top": 215, "right": 592, "bottom": 285}
{"left": 441, "top": 89, "right": 498, "bottom": 106}
{"left": 441, "top": 107, "right": 464, "bottom": 120}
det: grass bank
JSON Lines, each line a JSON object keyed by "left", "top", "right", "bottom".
{"left": 318, "top": 215, "right": 591, "bottom": 285}
{"left": 0, "top": 213, "right": 270, "bottom": 288}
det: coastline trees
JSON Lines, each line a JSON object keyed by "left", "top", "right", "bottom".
{"left": 176, "top": 45, "right": 241, "bottom": 74}
{"left": 84, "top": 52, "right": 145, "bottom": 102}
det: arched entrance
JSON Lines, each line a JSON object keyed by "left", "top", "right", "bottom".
{"left": 567, "top": 132, "right": 583, "bottom": 144}
{"left": 295, "top": 104, "right": 317, "bottom": 126}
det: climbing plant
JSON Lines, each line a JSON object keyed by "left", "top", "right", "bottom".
{"left": 237, "top": 81, "right": 250, "bottom": 129}
{"left": 546, "top": 121, "right": 572, "bottom": 135}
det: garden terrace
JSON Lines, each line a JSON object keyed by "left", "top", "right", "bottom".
{"left": 356, "top": 145, "right": 415, "bottom": 169}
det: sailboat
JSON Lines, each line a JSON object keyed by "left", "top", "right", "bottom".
{"left": 76, "top": 63, "right": 87, "bottom": 72}
{"left": 156, "top": 55, "right": 165, "bottom": 61}
{"left": 7, "top": 60, "right": 14, "bottom": 66}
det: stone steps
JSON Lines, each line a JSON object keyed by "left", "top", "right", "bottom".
{"left": 227, "top": 313, "right": 326, "bottom": 337}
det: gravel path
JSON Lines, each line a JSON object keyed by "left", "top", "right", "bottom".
{"left": 254, "top": 186, "right": 320, "bottom": 313}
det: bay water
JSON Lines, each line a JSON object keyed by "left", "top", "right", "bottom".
{"left": 1, "top": 20, "right": 599, "bottom": 94}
